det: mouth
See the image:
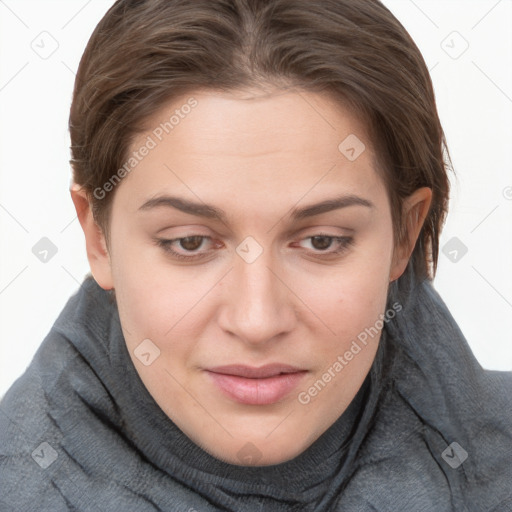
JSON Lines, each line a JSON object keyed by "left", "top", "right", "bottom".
{"left": 205, "top": 364, "right": 308, "bottom": 405}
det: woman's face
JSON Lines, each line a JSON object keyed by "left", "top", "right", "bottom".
{"left": 90, "top": 88, "right": 422, "bottom": 466}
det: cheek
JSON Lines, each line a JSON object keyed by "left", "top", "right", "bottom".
{"left": 110, "top": 240, "right": 217, "bottom": 350}
{"left": 297, "top": 275, "right": 388, "bottom": 353}
{"left": 296, "top": 232, "right": 393, "bottom": 330}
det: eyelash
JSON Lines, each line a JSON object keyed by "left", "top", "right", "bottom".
{"left": 155, "top": 234, "right": 354, "bottom": 262}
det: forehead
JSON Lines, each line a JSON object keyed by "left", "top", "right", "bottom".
{"left": 117, "top": 88, "right": 385, "bottom": 212}
{"left": 139, "top": 87, "right": 369, "bottom": 154}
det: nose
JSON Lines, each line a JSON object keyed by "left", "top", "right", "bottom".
{"left": 217, "top": 248, "right": 297, "bottom": 347}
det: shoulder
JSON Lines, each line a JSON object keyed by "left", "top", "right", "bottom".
{"left": 346, "top": 274, "right": 512, "bottom": 511}
{"left": 0, "top": 332, "right": 77, "bottom": 511}
{"left": 0, "top": 277, "right": 115, "bottom": 510}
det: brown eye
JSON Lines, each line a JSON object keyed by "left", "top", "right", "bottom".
{"left": 296, "top": 235, "right": 354, "bottom": 258}
{"left": 179, "top": 236, "right": 204, "bottom": 251}
{"left": 310, "top": 236, "right": 334, "bottom": 251}
{"left": 156, "top": 235, "right": 214, "bottom": 261}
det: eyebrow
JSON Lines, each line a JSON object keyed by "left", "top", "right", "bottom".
{"left": 138, "top": 194, "right": 374, "bottom": 222}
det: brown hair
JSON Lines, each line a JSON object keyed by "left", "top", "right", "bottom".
{"left": 69, "top": 0, "right": 452, "bottom": 282}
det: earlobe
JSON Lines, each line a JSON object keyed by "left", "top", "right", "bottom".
{"left": 70, "top": 184, "right": 114, "bottom": 290}
{"left": 389, "top": 187, "right": 433, "bottom": 282}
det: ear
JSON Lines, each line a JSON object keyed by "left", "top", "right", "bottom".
{"left": 389, "top": 187, "right": 433, "bottom": 282}
{"left": 70, "top": 184, "right": 114, "bottom": 290}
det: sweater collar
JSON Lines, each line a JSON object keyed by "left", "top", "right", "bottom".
{"left": 62, "top": 275, "right": 390, "bottom": 501}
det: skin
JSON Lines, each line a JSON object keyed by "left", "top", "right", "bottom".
{"left": 71, "top": 86, "right": 431, "bottom": 466}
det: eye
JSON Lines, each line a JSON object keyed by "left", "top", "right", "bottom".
{"left": 156, "top": 236, "right": 216, "bottom": 261}
{"left": 154, "top": 233, "right": 354, "bottom": 262}
{"left": 174, "top": 236, "right": 205, "bottom": 251}
{"left": 296, "top": 235, "right": 354, "bottom": 256}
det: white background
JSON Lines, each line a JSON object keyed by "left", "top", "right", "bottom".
{"left": 1, "top": 0, "right": 511, "bottom": 399}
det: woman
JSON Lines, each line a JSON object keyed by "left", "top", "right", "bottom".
{"left": 1, "top": 0, "right": 511, "bottom": 510}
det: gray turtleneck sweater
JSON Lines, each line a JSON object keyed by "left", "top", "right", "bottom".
{"left": 1, "top": 271, "right": 511, "bottom": 511}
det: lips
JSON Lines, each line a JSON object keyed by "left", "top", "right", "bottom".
{"left": 207, "top": 363, "right": 304, "bottom": 379}
{"left": 205, "top": 364, "right": 308, "bottom": 405}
